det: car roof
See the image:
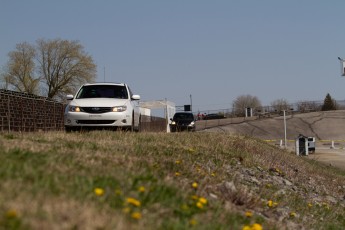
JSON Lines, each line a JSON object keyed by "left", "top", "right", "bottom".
{"left": 174, "top": 112, "right": 193, "bottom": 114}
{"left": 83, "top": 82, "right": 125, "bottom": 86}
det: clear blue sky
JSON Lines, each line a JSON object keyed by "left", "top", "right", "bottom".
{"left": 1, "top": 0, "right": 345, "bottom": 112}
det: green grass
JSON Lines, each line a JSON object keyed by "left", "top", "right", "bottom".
{"left": 0, "top": 131, "right": 344, "bottom": 229}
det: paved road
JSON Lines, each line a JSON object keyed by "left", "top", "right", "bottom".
{"left": 283, "top": 144, "right": 345, "bottom": 170}
{"left": 306, "top": 148, "right": 345, "bottom": 170}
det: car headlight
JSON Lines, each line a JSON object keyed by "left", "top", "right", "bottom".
{"left": 188, "top": 121, "right": 195, "bottom": 127}
{"left": 112, "top": 105, "right": 127, "bottom": 112}
{"left": 69, "top": 106, "right": 81, "bottom": 112}
{"left": 171, "top": 121, "right": 176, "bottom": 125}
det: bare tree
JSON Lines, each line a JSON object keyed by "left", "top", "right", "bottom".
{"left": 297, "top": 101, "right": 321, "bottom": 112}
{"left": 1, "top": 39, "right": 97, "bottom": 99}
{"left": 36, "top": 39, "right": 96, "bottom": 99}
{"left": 271, "top": 98, "right": 291, "bottom": 113}
{"left": 1, "top": 42, "right": 40, "bottom": 94}
{"left": 232, "top": 94, "right": 262, "bottom": 116}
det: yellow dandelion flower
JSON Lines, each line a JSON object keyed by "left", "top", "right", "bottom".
{"left": 266, "top": 183, "right": 272, "bottom": 188}
{"left": 126, "top": 197, "right": 141, "bottom": 207}
{"left": 199, "top": 197, "right": 207, "bottom": 205}
{"left": 175, "top": 160, "right": 181, "bottom": 164}
{"left": 138, "top": 186, "right": 145, "bottom": 193}
{"left": 192, "top": 182, "right": 198, "bottom": 189}
{"left": 196, "top": 201, "right": 203, "bottom": 209}
{"left": 251, "top": 223, "right": 263, "bottom": 230}
{"left": 122, "top": 207, "right": 131, "bottom": 214}
{"left": 267, "top": 200, "right": 273, "bottom": 207}
{"left": 6, "top": 210, "right": 17, "bottom": 218}
{"left": 94, "top": 188, "right": 104, "bottom": 196}
{"left": 189, "top": 219, "right": 197, "bottom": 226}
{"left": 131, "top": 212, "right": 142, "bottom": 220}
{"left": 242, "top": 226, "right": 251, "bottom": 230}
{"left": 308, "top": 203, "right": 313, "bottom": 208}
{"left": 175, "top": 172, "right": 181, "bottom": 176}
{"left": 290, "top": 212, "right": 296, "bottom": 218}
{"left": 267, "top": 200, "right": 278, "bottom": 207}
{"left": 211, "top": 172, "right": 216, "bottom": 177}
{"left": 323, "top": 204, "right": 330, "bottom": 210}
{"left": 245, "top": 211, "right": 253, "bottom": 217}
{"left": 191, "top": 195, "right": 199, "bottom": 200}
{"left": 188, "top": 148, "right": 196, "bottom": 153}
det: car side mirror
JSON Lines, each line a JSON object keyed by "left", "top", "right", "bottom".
{"left": 132, "top": 95, "right": 140, "bottom": 100}
{"left": 66, "top": 94, "right": 74, "bottom": 100}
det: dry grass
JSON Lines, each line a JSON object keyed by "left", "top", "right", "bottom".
{"left": 0, "top": 131, "right": 345, "bottom": 229}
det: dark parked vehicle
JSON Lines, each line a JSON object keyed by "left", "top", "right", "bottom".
{"left": 203, "top": 113, "right": 226, "bottom": 120}
{"left": 169, "top": 112, "right": 195, "bottom": 132}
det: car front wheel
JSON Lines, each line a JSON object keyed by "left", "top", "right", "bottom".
{"left": 135, "top": 115, "right": 141, "bottom": 132}
{"left": 130, "top": 112, "right": 135, "bottom": 132}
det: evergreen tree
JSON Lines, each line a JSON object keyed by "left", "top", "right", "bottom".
{"left": 322, "top": 93, "right": 336, "bottom": 111}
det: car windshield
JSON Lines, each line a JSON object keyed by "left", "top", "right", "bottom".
{"left": 173, "top": 113, "right": 194, "bottom": 120}
{"left": 76, "top": 85, "right": 128, "bottom": 99}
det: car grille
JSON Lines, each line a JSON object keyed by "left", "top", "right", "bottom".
{"left": 81, "top": 107, "right": 112, "bottom": 114}
{"left": 76, "top": 120, "right": 116, "bottom": 125}
{"left": 177, "top": 122, "right": 191, "bottom": 126}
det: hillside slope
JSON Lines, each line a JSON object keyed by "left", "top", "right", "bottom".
{"left": 201, "top": 110, "right": 345, "bottom": 141}
{"left": 1, "top": 131, "right": 345, "bottom": 229}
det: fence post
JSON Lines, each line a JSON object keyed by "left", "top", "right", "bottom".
{"left": 53, "top": 101, "right": 56, "bottom": 130}
{"left": 7, "top": 96, "right": 10, "bottom": 132}
{"left": 33, "top": 99, "right": 35, "bottom": 132}
{"left": 21, "top": 98, "right": 23, "bottom": 132}
{"left": 42, "top": 100, "right": 45, "bottom": 131}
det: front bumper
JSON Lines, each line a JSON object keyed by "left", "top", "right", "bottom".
{"left": 169, "top": 124, "right": 195, "bottom": 132}
{"left": 64, "top": 111, "right": 132, "bottom": 127}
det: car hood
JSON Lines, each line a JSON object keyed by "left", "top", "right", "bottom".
{"left": 69, "top": 98, "right": 127, "bottom": 107}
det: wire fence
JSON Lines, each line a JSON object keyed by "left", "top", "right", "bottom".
{"left": 195, "top": 100, "right": 345, "bottom": 118}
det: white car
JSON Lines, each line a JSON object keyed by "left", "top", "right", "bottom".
{"left": 64, "top": 83, "right": 141, "bottom": 132}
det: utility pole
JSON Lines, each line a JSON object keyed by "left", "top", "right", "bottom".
{"left": 284, "top": 110, "right": 287, "bottom": 148}
{"left": 104, "top": 67, "right": 106, "bottom": 82}
{"left": 190, "top": 94, "right": 193, "bottom": 112}
{"left": 338, "top": 57, "right": 345, "bottom": 76}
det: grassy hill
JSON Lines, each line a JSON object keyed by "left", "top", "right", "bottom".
{"left": 0, "top": 131, "right": 345, "bottom": 229}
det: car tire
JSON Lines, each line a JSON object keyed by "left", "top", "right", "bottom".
{"left": 130, "top": 112, "right": 135, "bottom": 132}
{"left": 65, "top": 126, "right": 75, "bottom": 132}
{"left": 135, "top": 115, "right": 141, "bottom": 132}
